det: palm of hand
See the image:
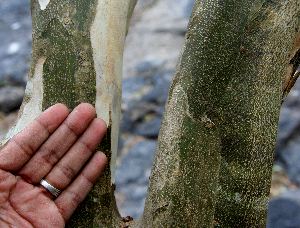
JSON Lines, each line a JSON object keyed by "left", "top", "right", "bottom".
{"left": 0, "top": 104, "right": 107, "bottom": 227}
{"left": 0, "top": 170, "right": 64, "bottom": 227}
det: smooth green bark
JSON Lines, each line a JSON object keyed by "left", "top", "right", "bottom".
{"left": 140, "top": 0, "right": 300, "bottom": 227}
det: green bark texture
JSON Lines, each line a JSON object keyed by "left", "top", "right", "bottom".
{"left": 7, "top": 0, "right": 300, "bottom": 227}
{"left": 139, "top": 0, "right": 300, "bottom": 227}
{"left": 30, "top": 1, "right": 118, "bottom": 226}
{"left": 21, "top": 0, "right": 137, "bottom": 227}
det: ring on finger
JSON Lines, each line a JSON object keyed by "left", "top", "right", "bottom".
{"left": 39, "top": 179, "right": 61, "bottom": 197}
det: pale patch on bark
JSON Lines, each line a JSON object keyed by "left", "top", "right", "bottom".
{"left": 1, "top": 57, "right": 45, "bottom": 145}
{"left": 38, "top": 0, "right": 50, "bottom": 10}
{"left": 248, "top": 0, "right": 265, "bottom": 21}
{"left": 90, "top": 0, "right": 134, "bottom": 183}
{"left": 182, "top": 85, "right": 215, "bottom": 127}
{"left": 140, "top": 84, "right": 185, "bottom": 226}
{"left": 151, "top": 83, "right": 185, "bottom": 190}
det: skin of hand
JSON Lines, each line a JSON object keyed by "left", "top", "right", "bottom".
{"left": 0, "top": 103, "right": 107, "bottom": 227}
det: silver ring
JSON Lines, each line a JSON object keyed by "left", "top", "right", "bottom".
{"left": 39, "top": 179, "right": 61, "bottom": 197}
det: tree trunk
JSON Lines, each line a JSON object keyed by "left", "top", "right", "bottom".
{"left": 1, "top": 0, "right": 137, "bottom": 227}
{"left": 140, "top": 0, "right": 300, "bottom": 227}
{"left": 3, "top": 0, "right": 300, "bottom": 227}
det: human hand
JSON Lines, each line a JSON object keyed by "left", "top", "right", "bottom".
{"left": 0, "top": 103, "right": 107, "bottom": 227}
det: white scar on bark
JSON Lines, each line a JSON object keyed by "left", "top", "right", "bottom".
{"left": 38, "top": 0, "right": 50, "bottom": 10}
{"left": 90, "top": 0, "right": 133, "bottom": 184}
{"left": 1, "top": 57, "right": 45, "bottom": 145}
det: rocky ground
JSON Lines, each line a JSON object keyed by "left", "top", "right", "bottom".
{"left": 1, "top": 0, "right": 300, "bottom": 226}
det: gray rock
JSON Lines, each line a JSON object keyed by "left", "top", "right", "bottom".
{"left": 120, "top": 70, "right": 171, "bottom": 137}
{"left": 134, "top": 116, "right": 162, "bottom": 138}
{"left": 275, "top": 108, "right": 300, "bottom": 152}
{"left": 120, "top": 101, "right": 159, "bottom": 132}
{"left": 274, "top": 79, "right": 300, "bottom": 187}
{"left": 115, "top": 140, "right": 157, "bottom": 219}
{"left": 135, "top": 60, "right": 166, "bottom": 77}
{"left": 280, "top": 139, "right": 300, "bottom": 185}
{"left": 0, "top": 86, "right": 24, "bottom": 113}
{"left": 120, "top": 140, "right": 157, "bottom": 167}
{"left": 267, "top": 199, "right": 300, "bottom": 228}
{"left": 122, "top": 77, "right": 148, "bottom": 104}
{"left": 122, "top": 185, "right": 149, "bottom": 201}
{"left": 280, "top": 189, "right": 300, "bottom": 205}
{"left": 115, "top": 165, "right": 144, "bottom": 187}
{"left": 118, "top": 197, "right": 146, "bottom": 220}
{"left": 0, "top": 0, "right": 32, "bottom": 84}
{"left": 183, "top": 0, "right": 196, "bottom": 19}
{"left": 116, "top": 140, "right": 156, "bottom": 185}
{"left": 141, "top": 79, "right": 171, "bottom": 105}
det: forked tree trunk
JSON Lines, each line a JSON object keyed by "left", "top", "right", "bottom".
{"left": 3, "top": 0, "right": 300, "bottom": 227}
{"left": 2, "top": 0, "right": 137, "bottom": 226}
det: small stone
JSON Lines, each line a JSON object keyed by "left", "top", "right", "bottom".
{"left": 7, "top": 42, "right": 20, "bottom": 55}
{"left": 0, "top": 86, "right": 25, "bottom": 113}
{"left": 122, "top": 77, "right": 147, "bottom": 103}
{"left": 11, "top": 22, "right": 21, "bottom": 30}
{"left": 134, "top": 116, "right": 162, "bottom": 138}
{"left": 280, "top": 139, "right": 300, "bottom": 185}
{"left": 267, "top": 199, "right": 300, "bottom": 228}
{"left": 115, "top": 140, "right": 156, "bottom": 186}
{"left": 120, "top": 101, "right": 159, "bottom": 133}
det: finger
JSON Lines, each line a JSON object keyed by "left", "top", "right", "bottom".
{"left": 54, "top": 151, "right": 107, "bottom": 222}
{"left": 17, "top": 103, "right": 96, "bottom": 184}
{"left": 42, "top": 118, "right": 107, "bottom": 191}
{"left": 0, "top": 103, "right": 69, "bottom": 172}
